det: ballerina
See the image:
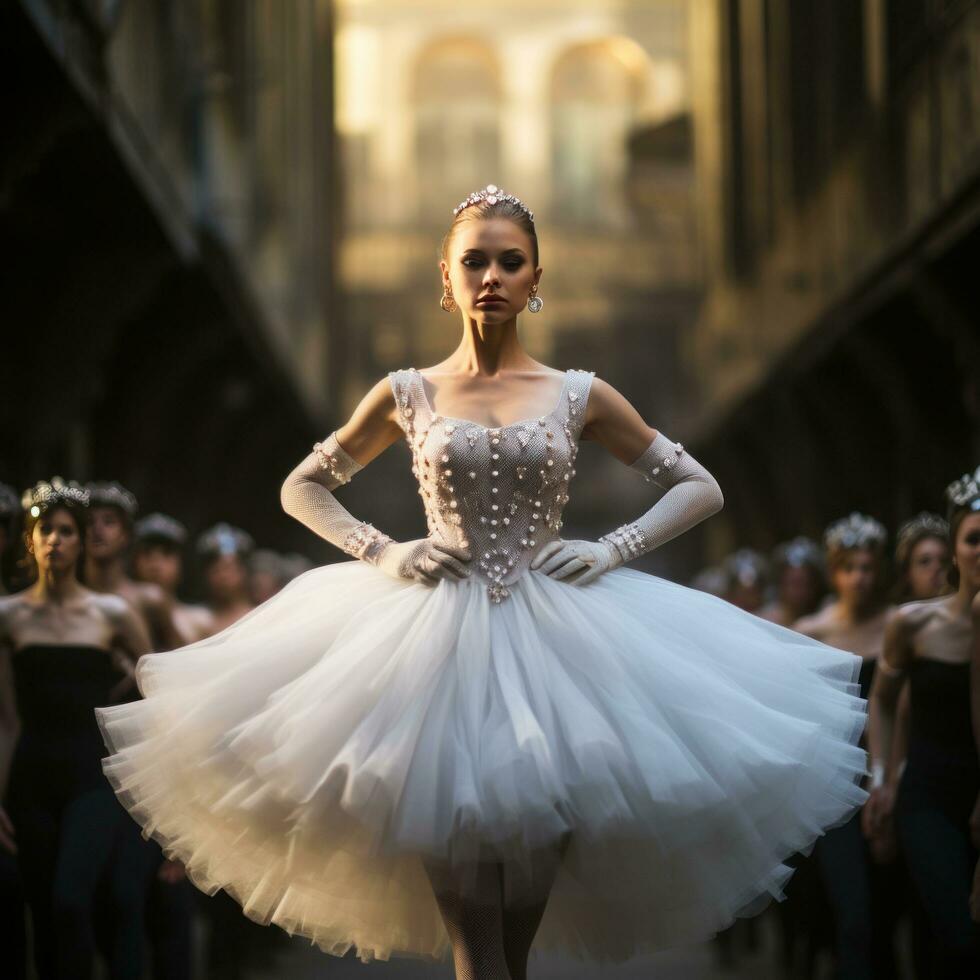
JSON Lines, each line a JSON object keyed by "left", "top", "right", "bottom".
{"left": 0, "top": 479, "right": 153, "bottom": 978}
{"left": 759, "top": 537, "right": 826, "bottom": 628}
{"left": 83, "top": 482, "right": 184, "bottom": 654}
{"left": 96, "top": 185, "right": 870, "bottom": 979}
{"left": 133, "top": 513, "right": 216, "bottom": 646}
{"left": 194, "top": 523, "right": 255, "bottom": 635}
{"left": 867, "top": 469, "right": 980, "bottom": 976}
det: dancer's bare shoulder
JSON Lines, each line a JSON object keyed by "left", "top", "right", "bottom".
{"left": 578, "top": 375, "right": 659, "bottom": 464}
{"left": 792, "top": 604, "right": 836, "bottom": 640}
{"left": 0, "top": 590, "right": 41, "bottom": 637}
{"left": 334, "top": 373, "right": 411, "bottom": 466}
{"left": 892, "top": 595, "right": 947, "bottom": 632}
{"left": 0, "top": 593, "right": 15, "bottom": 645}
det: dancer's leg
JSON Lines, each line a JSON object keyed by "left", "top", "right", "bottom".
{"left": 501, "top": 835, "right": 569, "bottom": 980}
{"left": 897, "top": 805, "right": 980, "bottom": 977}
{"left": 423, "top": 858, "right": 511, "bottom": 980}
{"left": 500, "top": 887, "right": 550, "bottom": 980}
{"left": 53, "top": 789, "right": 127, "bottom": 978}
{"left": 8, "top": 793, "right": 59, "bottom": 979}
{"left": 813, "top": 812, "right": 872, "bottom": 979}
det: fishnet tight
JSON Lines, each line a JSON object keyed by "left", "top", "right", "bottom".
{"left": 423, "top": 836, "right": 569, "bottom": 980}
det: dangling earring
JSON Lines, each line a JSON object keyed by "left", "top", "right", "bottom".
{"left": 527, "top": 283, "right": 543, "bottom": 313}
{"left": 440, "top": 283, "right": 457, "bottom": 313}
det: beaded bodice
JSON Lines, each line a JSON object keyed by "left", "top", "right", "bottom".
{"left": 388, "top": 368, "right": 595, "bottom": 603}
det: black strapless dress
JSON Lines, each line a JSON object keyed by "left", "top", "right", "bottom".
{"left": 857, "top": 656, "right": 876, "bottom": 703}
{"left": 7, "top": 644, "right": 121, "bottom": 805}
{"left": 4, "top": 644, "right": 151, "bottom": 980}
{"left": 897, "top": 658, "right": 979, "bottom": 819}
{"left": 894, "top": 658, "right": 980, "bottom": 975}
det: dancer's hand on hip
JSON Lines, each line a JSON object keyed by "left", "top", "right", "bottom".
{"left": 375, "top": 537, "right": 472, "bottom": 585}
{"left": 530, "top": 539, "right": 620, "bottom": 586}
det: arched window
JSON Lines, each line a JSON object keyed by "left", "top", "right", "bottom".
{"left": 550, "top": 38, "right": 649, "bottom": 228}
{"left": 413, "top": 38, "right": 501, "bottom": 221}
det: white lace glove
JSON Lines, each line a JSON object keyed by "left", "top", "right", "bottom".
{"left": 531, "top": 432, "right": 724, "bottom": 586}
{"left": 373, "top": 537, "right": 472, "bottom": 585}
{"left": 280, "top": 431, "right": 471, "bottom": 584}
{"left": 529, "top": 539, "right": 620, "bottom": 585}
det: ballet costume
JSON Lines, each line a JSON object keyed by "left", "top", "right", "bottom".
{"left": 96, "top": 367, "right": 870, "bottom": 964}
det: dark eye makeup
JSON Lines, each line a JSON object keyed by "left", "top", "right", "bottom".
{"left": 461, "top": 257, "right": 524, "bottom": 270}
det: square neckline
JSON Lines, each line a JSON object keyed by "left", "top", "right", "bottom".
{"left": 410, "top": 367, "right": 572, "bottom": 431}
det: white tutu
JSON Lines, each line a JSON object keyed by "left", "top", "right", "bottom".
{"left": 97, "top": 560, "right": 868, "bottom": 963}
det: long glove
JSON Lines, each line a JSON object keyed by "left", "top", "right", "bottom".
{"left": 530, "top": 432, "right": 723, "bottom": 585}
{"left": 280, "top": 432, "right": 471, "bottom": 584}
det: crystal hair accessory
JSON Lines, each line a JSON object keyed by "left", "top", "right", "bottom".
{"left": 823, "top": 512, "right": 887, "bottom": 553}
{"left": 22, "top": 477, "right": 90, "bottom": 518}
{"left": 452, "top": 184, "right": 534, "bottom": 222}
{"left": 196, "top": 522, "right": 255, "bottom": 560}
{"left": 0, "top": 482, "right": 18, "bottom": 520}
{"left": 896, "top": 511, "right": 948, "bottom": 547}
{"left": 723, "top": 548, "right": 769, "bottom": 587}
{"left": 945, "top": 464, "right": 980, "bottom": 510}
{"left": 86, "top": 480, "right": 139, "bottom": 518}
{"left": 894, "top": 512, "right": 948, "bottom": 569}
{"left": 772, "top": 536, "right": 824, "bottom": 571}
{"left": 135, "top": 512, "right": 189, "bottom": 547}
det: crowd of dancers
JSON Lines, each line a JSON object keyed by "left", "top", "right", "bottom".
{"left": 0, "top": 479, "right": 310, "bottom": 979}
{"left": 689, "top": 470, "right": 980, "bottom": 979}
{"left": 0, "top": 462, "right": 978, "bottom": 979}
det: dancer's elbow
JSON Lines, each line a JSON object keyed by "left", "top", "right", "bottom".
{"left": 280, "top": 477, "right": 298, "bottom": 518}
{"left": 709, "top": 479, "right": 724, "bottom": 516}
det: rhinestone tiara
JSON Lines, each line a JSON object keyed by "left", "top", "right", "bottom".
{"left": 895, "top": 511, "right": 948, "bottom": 564}
{"left": 772, "top": 536, "right": 824, "bottom": 570}
{"left": 823, "top": 511, "right": 888, "bottom": 553}
{"left": 896, "top": 511, "right": 948, "bottom": 545}
{"left": 945, "top": 464, "right": 980, "bottom": 510}
{"left": 21, "top": 477, "right": 90, "bottom": 518}
{"left": 196, "top": 521, "right": 254, "bottom": 559}
{"left": 135, "top": 512, "right": 188, "bottom": 547}
{"left": 452, "top": 184, "right": 534, "bottom": 222}
{"left": 722, "top": 547, "right": 769, "bottom": 587}
{"left": 0, "top": 481, "right": 18, "bottom": 519}
{"left": 86, "top": 480, "right": 139, "bottom": 518}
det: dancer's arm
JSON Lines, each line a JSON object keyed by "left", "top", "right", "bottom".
{"left": 887, "top": 681, "right": 910, "bottom": 789}
{"left": 137, "top": 584, "right": 185, "bottom": 652}
{"left": 280, "top": 378, "right": 471, "bottom": 584}
{"left": 970, "top": 590, "right": 980, "bottom": 852}
{"left": 865, "top": 609, "right": 913, "bottom": 837}
{"left": 532, "top": 378, "right": 723, "bottom": 584}
{"left": 0, "top": 600, "right": 21, "bottom": 853}
{"left": 103, "top": 593, "right": 154, "bottom": 701}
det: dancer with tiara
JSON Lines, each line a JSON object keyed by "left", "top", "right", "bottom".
{"left": 1, "top": 479, "right": 153, "bottom": 978}
{"left": 868, "top": 468, "right": 980, "bottom": 977}
{"left": 793, "top": 512, "right": 902, "bottom": 980}
{"left": 96, "top": 185, "right": 870, "bottom": 979}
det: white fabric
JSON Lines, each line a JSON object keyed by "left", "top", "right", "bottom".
{"left": 533, "top": 433, "right": 723, "bottom": 584}
{"left": 96, "top": 367, "right": 870, "bottom": 965}
{"left": 599, "top": 432, "right": 724, "bottom": 568}
{"left": 279, "top": 434, "right": 394, "bottom": 566}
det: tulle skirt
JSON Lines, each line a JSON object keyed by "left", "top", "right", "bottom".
{"left": 96, "top": 561, "right": 868, "bottom": 963}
